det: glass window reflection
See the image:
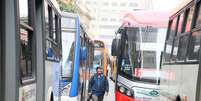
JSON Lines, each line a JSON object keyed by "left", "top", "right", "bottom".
{"left": 19, "top": 0, "right": 29, "bottom": 24}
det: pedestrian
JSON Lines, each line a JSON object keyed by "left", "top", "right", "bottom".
{"left": 88, "top": 67, "right": 109, "bottom": 101}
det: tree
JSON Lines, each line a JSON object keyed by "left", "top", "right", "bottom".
{"left": 57, "top": 0, "right": 78, "bottom": 12}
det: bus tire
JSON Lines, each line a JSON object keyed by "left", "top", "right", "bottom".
{"left": 50, "top": 92, "right": 54, "bottom": 101}
{"left": 176, "top": 95, "right": 181, "bottom": 101}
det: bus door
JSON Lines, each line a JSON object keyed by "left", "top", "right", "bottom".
{"left": 0, "top": 0, "right": 6, "bottom": 99}
{"left": 0, "top": 1, "right": 3, "bottom": 99}
{"left": 18, "top": 0, "right": 37, "bottom": 100}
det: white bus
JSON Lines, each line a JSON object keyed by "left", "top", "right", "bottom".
{"left": 111, "top": 10, "right": 168, "bottom": 101}
{"left": 44, "top": 0, "right": 62, "bottom": 101}
{"left": 60, "top": 12, "right": 95, "bottom": 101}
{"left": 160, "top": 0, "right": 201, "bottom": 101}
{"left": 0, "top": 0, "right": 62, "bottom": 101}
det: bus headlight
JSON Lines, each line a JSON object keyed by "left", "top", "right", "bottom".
{"left": 118, "top": 84, "right": 134, "bottom": 97}
{"left": 119, "top": 86, "right": 126, "bottom": 93}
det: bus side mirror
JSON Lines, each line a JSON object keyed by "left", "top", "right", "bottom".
{"left": 80, "top": 47, "right": 88, "bottom": 61}
{"left": 111, "top": 34, "right": 121, "bottom": 56}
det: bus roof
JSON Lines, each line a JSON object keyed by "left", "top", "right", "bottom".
{"left": 122, "top": 10, "right": 170, "bottom": 28}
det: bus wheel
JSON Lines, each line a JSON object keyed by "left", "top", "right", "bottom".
{"left": 50, "top": 92, "right": 54, "bottom": 101}
{"left": 176, "top": 95, "right": 181, "bottom": 101}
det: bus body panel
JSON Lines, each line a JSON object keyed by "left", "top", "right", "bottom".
{"left": 61, "top": 12, "right": 95, "bottom": 101}
{"left": 19, "top": 84, "right": 36, "bottom": 101}
{"left": 45, "top": 61, "right": 62, "bottom": 101}
{"left": 118, "top": 75, "right": 159, "bottom": 100}
{"left": 116, "top": 91, "right": 135, "bottom": 101}
{"left": 113, "top": 24, "right": 167, "bottom": 101}
{"left": 160, "top": 64, "right": 199, "bottom": 101}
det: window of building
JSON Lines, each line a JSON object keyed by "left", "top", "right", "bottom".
{"left": 120, "top": 2, "right": 126, "bottom": 7}
{"left": 93, "top": 1, "right": 97, "bottom": 5}
{"left": 129, "top": 2, "right": 138, "bottom": 7}
{"left": 99, "top": 25, "right": 119, "bottom": 29}
{"left": 188, "top": 31, "right": 201, "bottom": 61}
{"left": 92, "top": 17, "right": 96, "bottom": 20}
{"left": 101, "top": 17, "right": 108, "bottom": 21}
{"left": 103, "top": 2, "right": 109, "bottom": 6}
{"left": 110, "top": 18, "right": 116, "bottom": 22}
{"left": 86, "top": 1, "right": 91, "bottom": 4}
{"left": 111, "top": 2, "right": 117, "bottom": 6}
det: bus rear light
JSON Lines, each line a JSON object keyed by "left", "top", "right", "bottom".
{"left": 61, "top": 83, "right": 71, "bottom": 96}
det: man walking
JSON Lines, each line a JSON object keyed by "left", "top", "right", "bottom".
{"left": 88, "top": 67, "right": 109, "bottom": 101}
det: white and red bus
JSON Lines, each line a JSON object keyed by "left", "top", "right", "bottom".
{"left": 111, "top": 10, "right": 169, "bottom": 101}
{"left": 160, "top": 0, "right": 201, "bottom": 100}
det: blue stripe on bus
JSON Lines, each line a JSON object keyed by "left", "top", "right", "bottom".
{"left": 70, "top": 17, "right": 80, "bottom": 97}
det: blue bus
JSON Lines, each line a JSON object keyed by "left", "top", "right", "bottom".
{"left": 60, "top": 12, "right": 94, "bottom": 101}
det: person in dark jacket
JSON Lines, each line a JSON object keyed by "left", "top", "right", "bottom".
{"left": 88, "top": 67, "right": 109, "bottom": 101}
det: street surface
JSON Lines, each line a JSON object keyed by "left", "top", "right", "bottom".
{"left": 104, "top": 79, "right": 115, "bottom": 101}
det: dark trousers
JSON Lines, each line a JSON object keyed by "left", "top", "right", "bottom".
{"left": 92, "top": 94, "right": 104, "bottom": 101}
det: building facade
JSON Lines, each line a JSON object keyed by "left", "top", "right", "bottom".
{"left": 78, "top": 0, "right": 153, "bottom": 52}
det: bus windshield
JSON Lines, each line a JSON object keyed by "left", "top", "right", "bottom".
{"left": 93, "top": 50, "right": 104, "bottom": 70}
{"left": 62, "top": 32, "right": 75, "bottom": 81}
{"left": 119, "top": 27, "right": 159, "bottom": 84}
{"left": 119, "top": 45, "right": 157, "bottom": 84}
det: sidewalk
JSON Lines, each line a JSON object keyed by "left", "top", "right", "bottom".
{"left": 104, "top": 79, "right": 115, "bottom": 101}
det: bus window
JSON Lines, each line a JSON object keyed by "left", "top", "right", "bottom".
{"left": 185, "top": 7, "right": 194, "bottom": 32}
{"left": 19, "top": 0, "right": 34, "bottom": 80}
{"left": 164, "top": 18, "right": 177, "bottom": 62}
{"left": 20, "top": 29, "right": 33, "bottom": 78}
{"left": 172, "top": 37, "right": 179, "bottom": 61}
{"left": 45, "top": 5, "right": 61, "bottom": 61}
{"left": 52, "top": 11, "right": 56, "bottom": 41}
{"left": 48, "top": 6, "right": 53, "bottom": 39}
{"left": 177, "top": 13, "right": 185, "bottom": 33}
{"left": 188, "top": 31, "right": 201, "bottom": 60}
{"left": 172, "top": 16, "right": 180, "bottom": 60}
{"left": 195, "top": 3, "right": 201, "bottom": 28}
{"left": 55, "top": 15, "right": 59, "bottom": 43}
{"left": 19, "top": 0, "right": 29, "bottom": 25}
{"left": 142, "top": 51, "right": 156, "bottom": 68}
{"left": 45, "top": 2, "right": 49, "bottom": 37}
{"left": 93, "top": 50, "right": 104, "bottom": 69}
{"left": 177, "top": 35, "right": 189, "bottom": 60}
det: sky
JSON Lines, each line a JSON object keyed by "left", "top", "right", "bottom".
{"left": 153, "top": 0, "right": 181, "bottom": 11}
